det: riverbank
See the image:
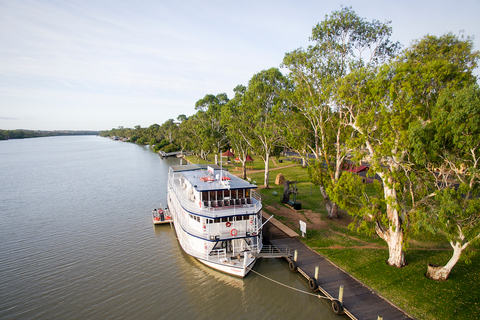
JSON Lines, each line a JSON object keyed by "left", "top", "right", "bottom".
{"left": 182, "top": 154, "right": 480, "bottom": 320}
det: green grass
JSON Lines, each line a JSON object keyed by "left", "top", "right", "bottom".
{"left": 318, "top": 249, "right": 480, "bottom": 320}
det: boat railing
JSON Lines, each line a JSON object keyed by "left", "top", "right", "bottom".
{"left": 207, "top": 249, "right": 227, "bottom": 262}
{"left": 255, "top": 245, "right": 291, "bottom": 259}
{"left": 204, "top": 245, "right": 260, "bottom": 264}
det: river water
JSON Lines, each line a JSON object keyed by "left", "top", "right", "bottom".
{"left": 0, "top": 136, "right": 342, "bottom": 319}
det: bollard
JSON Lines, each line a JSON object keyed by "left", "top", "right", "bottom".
{"left": 315, "top": 265, "right": 319, "bottom": 281}
{"left": 338, "top": 285, "right": 344, "bottom": 303}
{"left": 377, "top": 317, "right": 383, "bottom": 320}
{"left": 294, "top": 249, "right": 298, "bottom": 262}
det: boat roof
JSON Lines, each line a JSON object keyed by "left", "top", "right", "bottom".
{"left": 170, "top": 164, "right": 257, "bottom": 191}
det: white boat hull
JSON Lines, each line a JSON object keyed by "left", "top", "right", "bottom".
{"left": 197, "top": 256, "right": 257, "bottom": 277}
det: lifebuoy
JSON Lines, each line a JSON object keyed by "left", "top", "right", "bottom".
{"left": 230, "top": 229, "right": 237, "bottom": 236}
{"left": 226, "top": 222, "right": 231, "bottom": 227}
{"left": 159, "top": 209, "right": 163, "bottom": 214}
{"left": 308, "top": 277, "right": 317, "bottom": 291}
{"left": 331, "top": 300, "right": 343, "bottom": 315}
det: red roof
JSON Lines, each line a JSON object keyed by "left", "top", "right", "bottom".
{"left": 342, "top": 163, "right": 369, "bottom": 173}
{"left": 222, "top": 150, "right": 235, "bottom": 157}
{"left": 233, "top": 155, "right": 254, "bottom": 162}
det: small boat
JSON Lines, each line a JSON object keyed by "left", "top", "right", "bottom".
{"left": 167, "top": 164, "right": 263, "bottom": 277}
{"left": 152, "top": 207, "right": 172, "bottom": 225}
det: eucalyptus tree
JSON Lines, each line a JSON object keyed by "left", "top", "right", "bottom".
{"left": 194, "top": 93, "right": 229, "bottom": 165}
{"left": 221, "top": 85, "right": 252, "bottom": 179}
{"left": 159, "top": 119, "right": 176, "bottom": 144}
{"left": 337, "top": 33, "right": 479, "bottom": 268}
{"left": 178, "top": 113, "right": 210, "bottom": 160}
{"left": 409, "top": 84, "right": 480, "bottom": 281}
{"left": 283, "top": 6, "right": 400, "bottom": 219}
{"left": 242, "top": 68, "right": 290, "bottom": 188}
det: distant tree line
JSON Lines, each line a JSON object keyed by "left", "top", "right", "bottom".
{"left": 101, "top": 7, "right": 480, "bottom": 280}
{"left": 0, "top": 130, "right": 99, "bottom": 140}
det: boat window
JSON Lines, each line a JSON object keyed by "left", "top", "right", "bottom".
{"left": 221, "top": 217, "right": 228, "bottom": 223}
{"left": 245, "top": 189, "right": 250, "bottom": 198}
{"left": 209, "top": 191, "right": 216, "bottom": 201}
{"left": 202, "top": 192, "right": 209, "bottom": 201}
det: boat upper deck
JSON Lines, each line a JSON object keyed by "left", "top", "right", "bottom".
{"left": 170, "top": 164, "right": 255, "bottom": 192}
{"left": 169, "top": 164, "right": 262, "bottom": 217}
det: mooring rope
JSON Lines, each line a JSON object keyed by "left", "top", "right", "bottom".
{"left": 247, "top": 268, "right": 330, "bottom": 300}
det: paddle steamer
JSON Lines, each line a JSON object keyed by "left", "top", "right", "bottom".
{"left": 167, "top": 164, "right": 263, "bottom": 277}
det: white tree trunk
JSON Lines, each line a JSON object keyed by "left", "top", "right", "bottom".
{"left": 427, "top": 240, "right": 467, "bottom": 281}
{"left": 264, "top": 153, "right": 270, "bottom": 188}
{"left": 319, "top": 185, "right": 339, "bottom": 219}
{"left": 376, "top": 182, "right": 406, "bottom": 268}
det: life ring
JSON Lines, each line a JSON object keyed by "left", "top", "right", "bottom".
{"left": 308, "top": 277, "right": 318, "bottom": 291}
{"left": 158, "top": 209, "right": 163, "bottom": 214}
{"left": 230, "top": 229, "right": 237, "bottom": 236}
{"left": 226, "top": 222, "right": 231, "bottom": 227}
{"left": 331, "top": 300, "right": 344, "bottom": 315}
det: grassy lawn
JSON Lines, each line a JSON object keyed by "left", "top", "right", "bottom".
{"left": 183, "top": 154, "right": 480, "bottom": 319}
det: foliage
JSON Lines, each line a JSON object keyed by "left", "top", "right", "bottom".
{"left": 242, "top": 67, "right": 290, "bottom": 188}
{"left": 1, "top": 130, "right": 99, "bottom": 140}
{"left": 408, "top": 84, "right": 480, "bottom": 276}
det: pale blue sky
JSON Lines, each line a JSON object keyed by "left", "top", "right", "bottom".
{"left": 1, "top": 0, "right": 479, "bottom": 131}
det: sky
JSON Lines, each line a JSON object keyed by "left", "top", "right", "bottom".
{"left": 1, "top": 0, "right": 479, "bottom": 131}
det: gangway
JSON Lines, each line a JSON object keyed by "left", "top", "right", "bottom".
{"left": 255, "top": 245, "right": 291, "bottom": 259}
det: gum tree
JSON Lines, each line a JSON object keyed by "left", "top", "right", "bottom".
{"left": 242, "top": 68, "right": 289, "bottom": 188}
{"left": 410, "top": 84, "right": 480, "bottom": 280}
{"left": 194, "top": 93, "right": 229, "bottom": 165}
{"left": 221, "top": 85, "right": 252, "bottom": 179}
{"left": 338, "top": 33, "right": 479, "bottom": 268}
{"left": 283, "top": 6, "right": 400, "bottom": 219}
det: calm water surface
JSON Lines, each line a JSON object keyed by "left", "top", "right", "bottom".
{"left": 0, "top": 136, "right": 343, "bottom": 319}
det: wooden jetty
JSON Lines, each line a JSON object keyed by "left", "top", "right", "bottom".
{"left": 159, "top": 151, "right": 182, "bottom": 158}
{"left": 262, "top": 212, "right": 414, "bottom": 320}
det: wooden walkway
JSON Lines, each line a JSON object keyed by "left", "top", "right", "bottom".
{"left": 263, "top": 214, "right": 414, "bottom": 320}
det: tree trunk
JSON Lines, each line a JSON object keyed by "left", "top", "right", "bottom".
{"left": 386, "top": 227, "right": 405, "bottom": 268}
{"left": 426, "top": 241, "right": 464, "bottom": 281}
{"left": 376, "top": 183, "right": 406, "bottom": 268}
{"left": 264, "top": 153, "right": 270, "bottom": 189}
{"left": 242, "top": 163, "right": 247, "bottom": 180}
{"left": 319, "top": 185, "right": 339, "bottom": 219}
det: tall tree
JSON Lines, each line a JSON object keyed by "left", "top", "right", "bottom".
{"left": 410, "top": 84, "right": 480, "bottom": 280}
{"left": 283, "top": 6, "right": 400, "bottom": 219}
{"left": 243, "top": 68, "right": 289, "bottom": 188}
{"left": 338, "top": 33, "right": 479, "bottom": 268}
{"left": 195, "top": 93, "right": 229, "bottom": 164}
{"left": 221, "top": 85, "right": 252, "bottom": 179}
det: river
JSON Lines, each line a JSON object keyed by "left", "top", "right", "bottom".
{"left": 0, "top": 136, "right": 343, "bottom": 319}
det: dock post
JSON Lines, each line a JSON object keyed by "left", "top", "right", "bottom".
{"left": 377, "top": 317, "right": 383, "bottom": 320}
{"left": 314, "top": 265, "right": 319, "bottom": 281}
{"left": 338, "top": 285, "right": 344, "bottom": 304}
{"left": 294, "top": 249, "right": 298, "bottom": 262}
